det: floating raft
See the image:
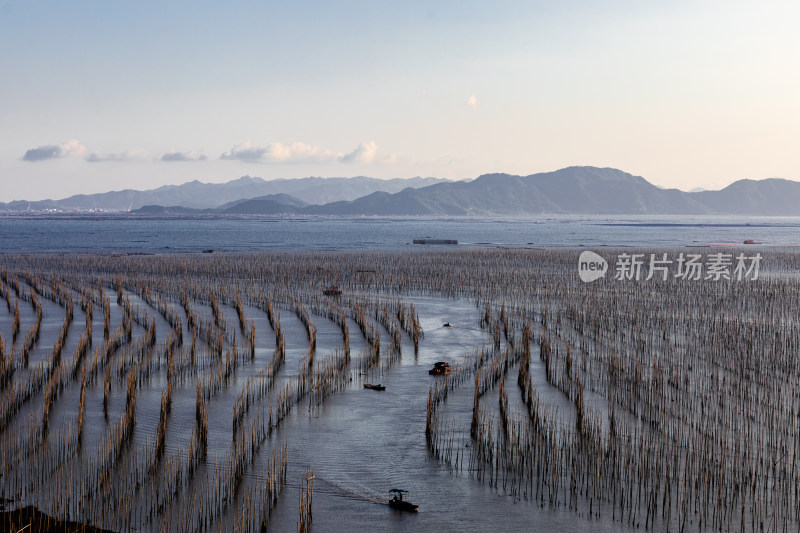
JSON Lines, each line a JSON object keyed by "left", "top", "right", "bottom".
{"left": 413, "top": 239, "right": 458, "bottom": 245}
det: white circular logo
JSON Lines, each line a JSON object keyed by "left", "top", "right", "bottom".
{"left": 578, "top": 251, "right": 607, "bottom": 282}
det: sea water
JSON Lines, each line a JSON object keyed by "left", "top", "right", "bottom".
{"left": 1, "top": 214, "right": 799, "bottom": 253}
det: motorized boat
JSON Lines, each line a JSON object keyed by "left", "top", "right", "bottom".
{"left": 388, "top": 489, "right": 418, "bottom": 512}
{"left": 428, "top": 361, "right": 451, "bottom": 375}
{"left": 363, "top": 383, "right": 386, "bottom": 391}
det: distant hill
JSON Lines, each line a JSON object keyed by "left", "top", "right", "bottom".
{"left": 217, "top": 193, "right": 307, "bottom": 211}
{"left": 305, "top": 167, "right": 800, "bottom": 216}
{"left": 132, "top": 193, "right": 308, "bottom": 215}
{"left": 0, "top": 175, "right": 447, "bottom": 212}
{"left": 256, "top": 176, "right": 445, "bottom": 205}
{"left": 6, "top": 167, "right": 800, "bottom": 216}
{"left": 690, "top": 178, "right": 800, "bottom": 215}
{"left": 306, "top": 167, "right": 714, "bottom": 215}
{"left": 219, "top": 194, "right": 308, "bottom": 214}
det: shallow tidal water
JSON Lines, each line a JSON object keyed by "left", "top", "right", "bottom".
{"left": 3, "top": 217, "right": 798, "bottom": 532}
{"left": 1, "top": 287, "right": 625, "bottom": 532}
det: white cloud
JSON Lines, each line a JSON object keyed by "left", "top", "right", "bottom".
{"left": 221, "top": 141, "right": 335, "bottom": 163}
{"left": 340, "top": 141, "right": 379, "bottom": 164}
{"left": 22, "top": 140, "right": 86, "bottom": 162}
{"left": 467, "top": 94, "right": 478, "bottom": 108}
{"left": 85, "top": 149, "right": 148, "bottom": 163}
{"left": 221, "top": 140, "right": 385, "bottom": 164}
{"left": 161, "top": 150, "right": 207, "bottom": 162}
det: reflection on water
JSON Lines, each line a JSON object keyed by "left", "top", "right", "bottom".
{"left": 264, "top": 296, "right": 620, "bottom": 533}
{"left": 1, "top": 285, "right": 622, "bottom": 531}
{"left": 3, "top": 247, "right": 796, "bottom": 532}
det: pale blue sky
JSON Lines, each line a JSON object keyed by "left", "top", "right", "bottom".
{"left": 2, "top": 1, "right": 799, "bottom": 200}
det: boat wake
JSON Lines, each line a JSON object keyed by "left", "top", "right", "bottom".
{"left": 315, "top": 476, "right": 390, "bottom": 505}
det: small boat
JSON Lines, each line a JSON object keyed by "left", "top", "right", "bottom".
{"left": 443, "top": 322, "right": 452, "bottom": 328}
{"left": 428, "top": 361, "right": 451, "bottom": 375}
{"left": 363, "top": 383, "right": 386, "bottom": 391}
{"left": 388, "top": 489, "right": 418, "bottom": 512}
{"left": 323, "top": 284, "right": 342, "bottom": 296}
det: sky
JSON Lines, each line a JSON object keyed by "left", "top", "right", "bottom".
{"left": 1, "top": 1, "right": 799, "bottom": 201}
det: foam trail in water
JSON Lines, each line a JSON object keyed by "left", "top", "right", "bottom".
{"left": 314, "top": 475, "right": 389, "bottom": 504}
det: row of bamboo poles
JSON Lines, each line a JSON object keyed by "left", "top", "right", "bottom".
{"left": 2, "top": 247, "right": 796, "bottom": 531}
{"left": 0, "top": 252, "right": 428, "bottom": 531}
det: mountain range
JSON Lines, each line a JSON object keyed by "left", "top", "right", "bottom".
{"left": 0, "top": 175, "right": 445, "bottom": 212}
{"left": 4, "top": 167, "right": 800, "bottom": 216}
